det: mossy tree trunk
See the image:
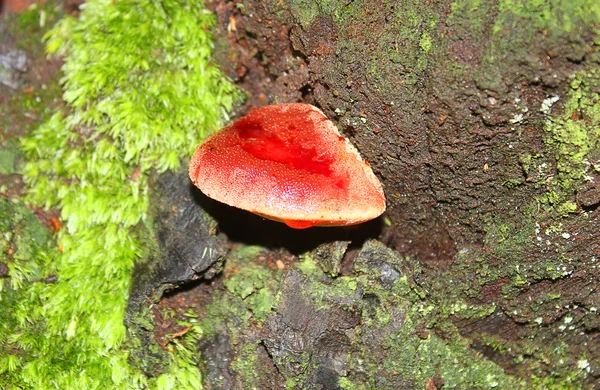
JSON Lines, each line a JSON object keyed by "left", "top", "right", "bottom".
{"left": 183, "top": 0, "right": 600, "bottom": 387}
{"left": 4, "top": 0, "right": 598, "bottom": 388}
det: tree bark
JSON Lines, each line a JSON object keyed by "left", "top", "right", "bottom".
{"left": 130, "top": 1, "right": 600, "bottom": 388}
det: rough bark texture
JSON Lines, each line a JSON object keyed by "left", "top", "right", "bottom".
{"left": 126, "top": 170, "right": 226, "bottom": 374}
{"left": 128, "top": 0, "right": 600, "bottom": 388}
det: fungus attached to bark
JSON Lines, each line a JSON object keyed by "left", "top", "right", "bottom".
{"left": 189, "top": 103, "right": 386, "bottom": 229}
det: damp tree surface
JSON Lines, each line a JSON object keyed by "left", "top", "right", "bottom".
{"left": 146, "top": 1, "right": 598, "bottom": 388}
{"left": 1, "top": 0, "right": 599, "bottom": 389}
{"left": 132, "top": 1, "right": 600, "bottom": 388}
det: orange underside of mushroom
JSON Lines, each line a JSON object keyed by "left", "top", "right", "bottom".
{"left": 189, "top": 103, "right": 386, "bottom": 229}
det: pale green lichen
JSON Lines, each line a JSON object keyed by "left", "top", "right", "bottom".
{"left": 495, "top": 0, "right": 600, "bottom": 34}
{"left": 195, "top": 245, "right": 284, "bottom": 388}
{"left": 540, "top": 69, "right": 600, "bottom": 213}
{"left": 224, "top": 247, "right": 280, "bottom": 321}
{"left": 419, "top": 31, "right": 432, "bottom": 53}
{"left": 289, "top": 241, "right": 523, "bottom": 388}
{"left": 450, "top": 0, "right": 600, "bottom": 37}
{"left": 195, "top": 242, "right": 515, "bottom": 388}
{"left": 0, "top": 198, "right": 53, "bottom": 292}
{"left": 0, "top": 143, "right": 19, "bottom": 176}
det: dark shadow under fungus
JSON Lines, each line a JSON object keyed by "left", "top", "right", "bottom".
{"left": 188, "top": 181, "right": 384, "bottom": 254}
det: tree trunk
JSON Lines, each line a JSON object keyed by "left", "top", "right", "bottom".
{"left": 130, "top": 1, "right": 600, "bottom": 388}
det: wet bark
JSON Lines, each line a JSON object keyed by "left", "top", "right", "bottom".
{"left": 128, "top": 1, "right": 600, "bottom": 387}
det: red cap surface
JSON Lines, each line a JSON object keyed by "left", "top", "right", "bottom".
{"left": 189, "top": 103, "right": 386, "bottom": 229}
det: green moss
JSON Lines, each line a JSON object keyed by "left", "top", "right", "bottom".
{"left": 312, "top": 274, "right": 359, "bottom": 310}
{"left": 0, "top": 198, "right": 66, "bottom": 386}
{"left": 425, "top": 200, "right": 594, "bottom": 384}
{"left": 360, "top": 277, "right": 520, "bottom": 388}
{"left": 4, "top": 0, "right": 240, "bottom": 388}
{"left": 285, "top": 377, "right": 299, "bottom": 388}
{"left": 447, "top": 0, "right": 489, "bottom": 35}
{"left": 449, "top": 0, "right": 600, "bottom": 101}
{"left": 311, "top": 241, "right": 349, "bottom": 276}
{"left": 288, "top": 0, "right": 322, "bottom": 28}
{"left": 192, "top": 238, "right": 530, "bottom": 387}
{"left": 417, "top": 336, "right": 516, "bottom": 388}
{"left": 467, "top": 209, "right": 574, "bottom": 294}
{"left": 275, "top": 0, "right": 441, "bottom": 127}
{"left": 370, "top": 321, "right": 515, "bottom": 388}
{"left": 43, "top": 0, "right": 240, "bottom": 172}
{"left": 338, "top": 376, "right": 366, "bottom": 390}
{"left": 483, "top": 213, "right": 537, "bottom": 261}
{"left": 296, "top": 254, "right": 364, "bottom": 312}
{"left": 198, "top": 293, "right": 252, "bottom": 341}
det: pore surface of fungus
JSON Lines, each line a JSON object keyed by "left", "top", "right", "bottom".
{"left": 189, "top": 103, "right": 386, "bottom": 229}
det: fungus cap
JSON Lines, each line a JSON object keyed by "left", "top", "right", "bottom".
{"left": 189, "top": 103, "right": 386, "bottom": 229}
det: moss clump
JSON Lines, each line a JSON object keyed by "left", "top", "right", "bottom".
{"left": 43, "top": 0, "right": 240, "bottom": 174}
{"left": 297, "top": 254, "right": 361, "bottom": 312}
{"left": 2, "top": 0, "right": 240, "bottom": 388}
{"left": 220, "top": 241, "right": 517, "bottom": 388}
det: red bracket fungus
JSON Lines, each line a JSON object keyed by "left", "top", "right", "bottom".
{"left": 189, "top": 103, "right": 386, "bottom": 229}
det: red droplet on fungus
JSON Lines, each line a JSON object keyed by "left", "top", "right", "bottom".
{"left": 282, "top": 219, "right": 317, "bottom": 229}
{"left": 189, "top": 103, "right": 386, "bottom": 229}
